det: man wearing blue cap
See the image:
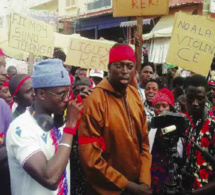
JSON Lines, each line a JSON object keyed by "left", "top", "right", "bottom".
{"left": 6, "top": 59, "right": 83, "bottom": 195}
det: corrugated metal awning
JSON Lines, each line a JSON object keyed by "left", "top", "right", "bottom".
{"left": 169, "top": 0, "right": 202, "bottom": 7}
{"left": 142, "top": 15, "right": 175, "bottom": 40}
{"left": 120, "top": 19, "right": 153, "bottom": 27}
{"left": 78, "top": 15, "right": 128, "bottom": 31}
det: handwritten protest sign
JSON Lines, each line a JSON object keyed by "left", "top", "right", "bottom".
{"left": 113, "top": 0, "right": 169, "bottom": 17}
{"left": 65, "top": 38, "right": 115, "bottom": 71}
{"left": 54, "top": 33, "right": 81, "bottom": 53}
{"left": 9, "top": 12, "right": 54, "bottom": 57}
{"left": 166, "top": 12, "right": 215, "bottom": 76}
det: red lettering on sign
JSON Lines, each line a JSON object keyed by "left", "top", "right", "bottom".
{"left": 149, "top": 0, "right": 158, "bottom": 7}
{"left": 131, "top": 0, "right": 159, "bottom": 9}
{"left": 142, "top": 0, "right": 151, "bottom": 8}
{"left": 132, "top": 0, "right": 138, "bottom": 9}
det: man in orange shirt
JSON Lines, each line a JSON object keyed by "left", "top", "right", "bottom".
{"left": 78, "top": 44, "right": 152, "bottom": 195}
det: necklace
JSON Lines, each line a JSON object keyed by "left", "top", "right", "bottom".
{"left": 122, "top": 97, "right": 134, "bottom": 136}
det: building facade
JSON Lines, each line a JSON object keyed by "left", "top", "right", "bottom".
{"left": 58, "top": 0, "right": 154, "bottom": 42}
{"left": 0, "top": 0, "right": 58, "bottom": 28}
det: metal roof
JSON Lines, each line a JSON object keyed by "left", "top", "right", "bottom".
{"left": 120, "top": 19, "right": 153, "bottom": 27}
{"left": 169, "top": 0, "right": 202, "bottom": 7}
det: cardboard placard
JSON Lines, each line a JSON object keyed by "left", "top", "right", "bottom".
{"left": 65, "top": 38, "right": 115, "bottom": 71}
{"left": 166, "top": 12, "right": 215, "bottom": 76}
{"left": 113, "top": 0, "right": 169, "bottom": 17}
{"left": 9, "top": 12, "right": 54, "bottom": 57}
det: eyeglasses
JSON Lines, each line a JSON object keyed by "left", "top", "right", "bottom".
{"left": 45, "top": 90, "right": 70, "bottom": 101}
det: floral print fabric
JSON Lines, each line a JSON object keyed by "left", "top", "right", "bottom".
{"left": 184, "top": 113, "right": 215, "bottom": 189}
{"left": 151, "top": 134, "right": 169, "bottom": 194}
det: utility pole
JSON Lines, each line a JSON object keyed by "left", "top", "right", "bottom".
{"left": 28, "top": 53, "right": 34, "bottom": 75}
{"left": 136, "top": 17, "right": 143, "bottom": 74}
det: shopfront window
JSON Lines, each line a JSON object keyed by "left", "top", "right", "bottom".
{"left": 87, "top": 0, "right": 111, "bottom": 11}
{"left": 66, "top": 0, "right": 76, "bottom": 8}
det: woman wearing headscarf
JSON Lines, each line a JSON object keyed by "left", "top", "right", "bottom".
{"left": 149, "top": 88, "right": 183, "bottom": 194}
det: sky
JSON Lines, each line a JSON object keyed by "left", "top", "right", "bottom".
{"left": 0, "top": 0, "right": 34, "bottom": 17}
{"left": 0, "top": 0, "right": 9, "bottom": 17}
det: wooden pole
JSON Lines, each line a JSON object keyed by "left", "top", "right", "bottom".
{"left": 28, "top": 53, "right": 34, "bottom": 76}
{"left": 136, "top": 17, "right": 143, "bottom": 74}
{"left": 203, "top": 0, "right": 210, "bottom": 80}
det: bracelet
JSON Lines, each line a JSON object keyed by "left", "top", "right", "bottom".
{"left": 63, "top": 126, "right": 78, "bottom": 135}
{"left": 63, "top": 119, "right": 81, "bottom": 135}
{"left": 59, "top": 143, "right": 71, "bottom": 148}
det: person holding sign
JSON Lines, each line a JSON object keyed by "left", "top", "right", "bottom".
{"left": 78, "top": 44, "right": 152, "bottom": 195}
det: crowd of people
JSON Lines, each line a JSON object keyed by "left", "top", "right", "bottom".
{"left": 0, "top": 40, "right": 215, "bottom": 195}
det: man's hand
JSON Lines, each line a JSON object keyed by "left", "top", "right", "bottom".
{"left": 126, "top": 181, "right": 152, "bottom": 195}
{"left": 66, "top": 99, "right": 83, "bottom": 127}
{"left": 79, "top": 88, "right": 92, "bottom": 99}
{"left": 134, "top": 36, "right": 141, "bottom": 47}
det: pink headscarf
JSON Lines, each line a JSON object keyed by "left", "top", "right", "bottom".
{"left": 1, "top": 80, "right": 9, "bottom": 87}
{"left": 0, "top": 48, "right": 5, "bottom": 57}
{"left": 152, "top": 88, "right": 174, "bottom": 106}
{"left": 208, "top": 81, "right": 215, "bottom": 86}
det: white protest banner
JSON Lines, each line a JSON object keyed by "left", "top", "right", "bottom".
{"left": 113, "top": 0, "right": 169, "bottom": 17}
{"left": 65, "top": 38, "right": 115, "bottom": 71}
{"left": 54, "top": 33, "right": 81, "bottom": 53}
{"left": 166, "top": 12, "right": 215, "bottom": 76}
{"left": 9, "top": 12, "right": 54, "bottom": 57}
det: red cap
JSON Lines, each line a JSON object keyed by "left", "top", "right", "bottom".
{"left": 109, "top": 45, "right": 136, "bottom": 64}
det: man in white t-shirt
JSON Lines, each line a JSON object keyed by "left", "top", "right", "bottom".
{"left": 6, "top": 59, "right": 83, "bottom": 195}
